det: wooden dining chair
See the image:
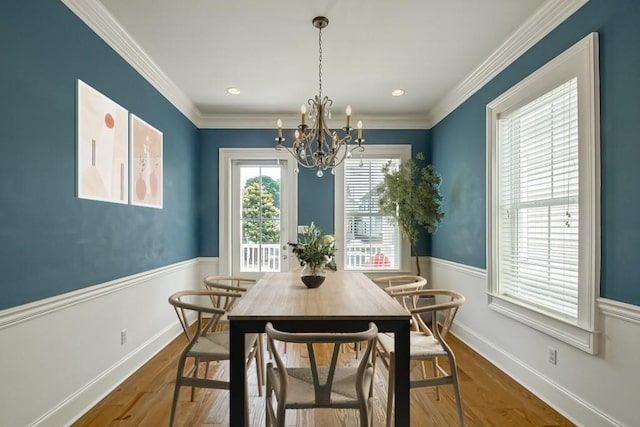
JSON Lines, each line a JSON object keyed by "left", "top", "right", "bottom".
{"left": 264, "top": 322, "right": 378, "bottom": 427}
{"left": 203, "top": 275, "right": 265, "bottom": 391}
{"left": 168, "top": 289, "right": 261, "bottom": 427}
{"left": 203, "top": 275, "right": 257, "bottom": 329}
{"left": 355, "top": 275, "right": 428, "bottom": 362}
{"left": 376, "top": 289, "right": 466, "bottom": 427}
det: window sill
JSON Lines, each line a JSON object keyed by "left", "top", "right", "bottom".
{"left": 487, "top": 292, "right": 599, "bottom": 354}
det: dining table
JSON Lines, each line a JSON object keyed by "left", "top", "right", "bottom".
{"left": 228, "top": 270, "right": 412, "bottom": 426}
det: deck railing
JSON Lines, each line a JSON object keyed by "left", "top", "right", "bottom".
{"left": 241, "top": 243, "right": 281, "bottom": 272}
{"left": 241, "top": 242, "right": 394, "bottom": 272}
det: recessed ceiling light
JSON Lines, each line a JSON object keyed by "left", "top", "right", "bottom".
{"left": 227, "top": 87, "right": 241, "bottom": 95}
{"left": 391, "top": 89, "right": 405, "bottom": 97}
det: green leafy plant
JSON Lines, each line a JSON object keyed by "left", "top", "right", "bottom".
{"left": 376, "top": 152, "right": 444, "bottom": 275}
{"left": 288, "top": 222, "right": 337, "bottom": 272}
{"left": 242, "top": 181, "right": 280, "bottom": 243}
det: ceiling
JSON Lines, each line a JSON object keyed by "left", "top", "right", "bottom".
{"left": 88, "top": 0, "right": 556, "bottom": 128}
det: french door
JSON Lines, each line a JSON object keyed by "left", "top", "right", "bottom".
{"left": 219, "top": 149, "right": 297, "bottom": 278}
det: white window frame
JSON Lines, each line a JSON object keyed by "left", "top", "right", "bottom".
{"left": 219, "top": 148, "right": 298, "bottom": 276}
{"left": 486, "top": 33, "right": 600, "bottom": 354}
{"left": 334, "top": 144, "right": 412, "bottom": 274}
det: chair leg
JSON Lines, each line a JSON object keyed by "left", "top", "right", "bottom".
{"left": 450, "top": 358, "right": 465, "bottom": 426}
{"left": 170, "top": 354, "right": 188, "bottom": 427}
{"left": 256, "top": 337, "right": 264, "bottom": 396}
{"left": 191, "top": 357, "right": 201, "bottom": 402}
{"left": 432, "top": 358, "right": 441, "bottom": 400}
{"left": 244, "top": 370, "right": 250, "bottom": 427}
{"left": 265, "top": 375, "right": 272, "bottom": 427}
{"left": 386, "top": 352, "right": 395, "bottom": 427}
{"left": 360, "top": 395, "right": 371, "bottom": 427}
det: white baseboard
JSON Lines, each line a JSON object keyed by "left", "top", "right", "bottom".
{"left": 427, "top": 256, "right": 632, "bottom": 427}
{"left": 33, "top": 322, "right": 183, "bottom": 427}
{"left": 451, "top": 321, "right": 621, "bottom": 427}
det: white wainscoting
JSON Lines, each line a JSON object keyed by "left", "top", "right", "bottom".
{"left": 4, "top": 257, "right": 635, "bottom": 426}
{"left": 0, "top": 258, "right": 215, "bottom": 427}
{"left": 426, "top": 257, "right": 637, "bottom": 427}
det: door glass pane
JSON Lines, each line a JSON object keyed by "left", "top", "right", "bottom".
{"left": 240, "top": 166, "right": 281, "bottom": 273}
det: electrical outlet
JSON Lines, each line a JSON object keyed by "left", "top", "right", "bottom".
{"left": 121, "top": 329, "right": 127, "bottom": 345}
{"left": 547, "top": 347, "right": 557, "bottom": 365}
{"left": 297, "top": 225, "right": 309, "bottom": 234}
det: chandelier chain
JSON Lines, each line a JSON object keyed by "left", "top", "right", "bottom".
{"left": 318, "top": 27, "right": 323, "bottom": 98}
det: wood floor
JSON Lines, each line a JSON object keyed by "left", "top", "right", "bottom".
{"left": 74, "top": 333, "right": 574, "bottom": 426}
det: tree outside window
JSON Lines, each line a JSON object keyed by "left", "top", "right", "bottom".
{"left": 242, "top": 180, "right": 280, "bottom": 244}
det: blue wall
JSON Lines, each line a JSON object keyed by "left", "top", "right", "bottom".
{"left": 430, "top": 0, "right": 640, "bottom": 305}
{"left": 198, "top": 129, "right": 430, "bottom": 256}
{"left": 0, "top": 0, "right": 199, "bottom": 310}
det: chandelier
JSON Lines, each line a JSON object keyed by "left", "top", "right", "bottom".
{"left": 276, "top": 16, "right": 364, "bottom": 177}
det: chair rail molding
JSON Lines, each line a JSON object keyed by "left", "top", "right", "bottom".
{"left": 0, "top": 259, "right": 198, "bottom": 330}
{"left": 597, "top": 298, "right": 640, "bottom": 325}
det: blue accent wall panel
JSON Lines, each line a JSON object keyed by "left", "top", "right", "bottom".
{"left": 198, "top": 129, "right": 276, "bottom": 257}
{"left": 0, "top": 0, "right": 199, "bottom": 310}
{"left": 430, "top": 0, "right": 640, "bottom": 305}
{"left": 297, "top": 167, "right": 335, "bottom": 234}
{"left": 198, "top": 129, "right": 430, "bottom": 257}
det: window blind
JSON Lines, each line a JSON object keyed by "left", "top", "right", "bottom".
{"left": 498, "top": 77, "right": 579, "bottom": 318}
{"left": 344, "top": 157, "right": 400, "bottom": 270}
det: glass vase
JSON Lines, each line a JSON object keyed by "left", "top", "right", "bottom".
{"left": 300, "top": 264, "right": 326, "bottom": 288}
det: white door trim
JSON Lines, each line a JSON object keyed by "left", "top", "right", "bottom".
{"left": 219, "top": 148, "right": 298, "bottom": 275}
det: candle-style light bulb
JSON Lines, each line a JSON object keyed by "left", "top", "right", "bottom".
{"left": 276, "top": 119, "right": 283, "bottom": 138}
{"left": 345, "top": 105, "right": 352, "bottom": 128}
{"left": 357, "top": 120, "right": 363, "bottom": 139}
{"left": 300, "top": 105, "right": 307, "bottom": 126}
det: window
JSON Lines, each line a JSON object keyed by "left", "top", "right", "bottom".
{"left": 335, "top": 145, "right": 411, "bottom": 272}
{"left": 487, "top": 33, "right": 600, "bottom": 353}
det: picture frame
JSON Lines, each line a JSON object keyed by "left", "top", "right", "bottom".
{"left": 76, "top": 80, "right": 129, "bottom": 203}
{"left": 130, "top": 114, "right": 163, "bottom": 208}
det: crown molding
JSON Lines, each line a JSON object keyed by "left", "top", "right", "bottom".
{"left": 195, "top": 112, "right": 431, "bottom": 129}
{"left": 60, "top": 0, "right": 200, "bottom": 124}
{"left": 426, "top": 0, "right": 589, "bottom": 127}
{"left": 62, "top": 0, "right": 586, "bottom": 131}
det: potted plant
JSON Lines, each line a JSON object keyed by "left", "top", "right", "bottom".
{"left": 288, "top": 222, "right": 337, "bottom": 288}
{"left": 376, "top": 152, "right": 444, "bottom": 276}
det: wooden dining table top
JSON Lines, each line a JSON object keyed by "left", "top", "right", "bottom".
{"left": 228, "top": 271, "right": 411, "bottom": 321}
{"left": 227, "top": 271, "right": 413, "bottom": 426}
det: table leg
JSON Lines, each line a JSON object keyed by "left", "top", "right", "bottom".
{"left": 229, "top": 321, "right": 246, "bottom": 427}
{"left": 394, "top": 320, "right": 410, "bottom": 426}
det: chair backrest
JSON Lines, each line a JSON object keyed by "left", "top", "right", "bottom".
{"left": 374, "top": 275, "right": 427, "bottom": 296}
{"left": 265, "top": 322, "right": 378, "bottom": 406}
{"left": 203, "top": 276, "right": 256, "bottom": 312}
{"left": 169, "top": 289, "right": 243, "bottom": 341}
{"left": 373, "top": 275, "right": 427, "bottom": 315}
{"left": 394, "top": 289, "right": 465, "bottom": 341}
